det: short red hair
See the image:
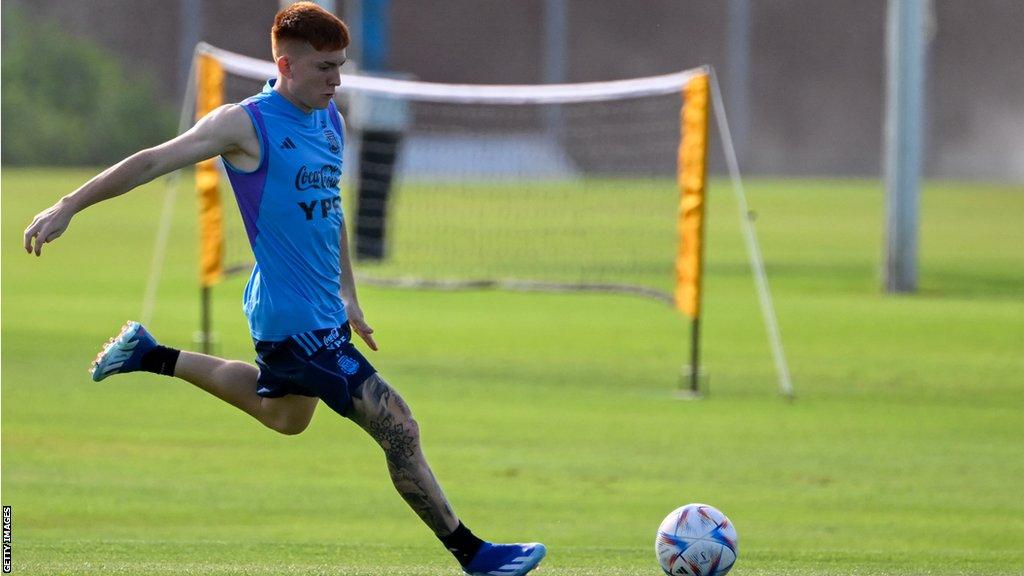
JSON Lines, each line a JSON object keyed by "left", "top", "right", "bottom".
{"left": 272, "top": 2, "right": 350, "bottom": 58}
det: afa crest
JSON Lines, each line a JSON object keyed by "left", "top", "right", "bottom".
{"left": 323, "top": 127, "right": 341, "bottom": 155}
{"left": 338, "top": 355, "right": 360, "bottom": 375}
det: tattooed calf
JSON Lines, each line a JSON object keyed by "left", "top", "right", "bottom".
{"left": 349, "top": 373, "right": 458, "bottom": 535}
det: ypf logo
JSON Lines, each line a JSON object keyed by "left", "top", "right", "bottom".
{"left": 295, "top": 164, "right": 341, "bottom": 191}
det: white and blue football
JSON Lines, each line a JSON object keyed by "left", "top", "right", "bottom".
{"left": 655, "top": 503, "right": 738, "bottom": 576}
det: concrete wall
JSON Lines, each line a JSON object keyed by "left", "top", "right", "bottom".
{"left": 9, "top": 0, "right": 1024, "bottom": 181}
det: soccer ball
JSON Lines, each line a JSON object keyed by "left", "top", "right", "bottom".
{"left": 655, "top": 503, "right": 738, "bottom": 576}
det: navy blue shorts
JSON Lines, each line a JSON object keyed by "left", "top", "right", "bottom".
{"left": 253, "top": 324, "right": 376, "bottom": 418}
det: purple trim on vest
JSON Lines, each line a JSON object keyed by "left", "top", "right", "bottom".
{"left": 327, "top": 100, "right": 345, "bottom": 148}
{"left": 226, "top": 102, "right": 270, "bottom": 247}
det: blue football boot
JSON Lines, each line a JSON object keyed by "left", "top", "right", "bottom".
{"left": 90, "top": 321, "right": 158, "bottom": 382}
{"left": 463, "top": 542, "right": 547, "bottom": 576}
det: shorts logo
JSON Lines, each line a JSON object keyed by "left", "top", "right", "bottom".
{"left": 295, "top": 164, "right": 341, "bottom": 191}
{"left": 323, "top": 328, "right": 344, "bottom": 350}
{"left": 338, "top": 355, "right": 360, "bottom": 375}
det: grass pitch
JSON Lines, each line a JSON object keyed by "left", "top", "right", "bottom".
{"left": 2, "top": 168, "right": 1023, "bottom": 575}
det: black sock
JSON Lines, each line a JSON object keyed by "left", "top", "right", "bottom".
{"left": 140, "top": 346, "right": 180, "bottom": 376}
{"left": 440, "top": 522, "right": 485, "bottom": 567}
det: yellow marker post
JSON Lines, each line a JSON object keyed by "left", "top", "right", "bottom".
{"left": 196, "top": 54, "right": 224, "bottom": 353}
{"left": 676, "top": 71, "right": 710, "bottom": 394}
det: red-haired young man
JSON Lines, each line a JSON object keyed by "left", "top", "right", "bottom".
{"left": 23, "top": 3, "right": 545, "bottom": 574}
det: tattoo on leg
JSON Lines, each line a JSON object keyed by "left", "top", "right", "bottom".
{"left": 351, "top": 374, "right": 458, "bottom": 535}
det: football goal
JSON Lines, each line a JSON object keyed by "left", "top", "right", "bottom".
{"left": 143, "top": 43, "right": 792, "bottom": 396}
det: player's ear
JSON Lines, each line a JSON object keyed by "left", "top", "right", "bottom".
{"left": 276, "top": 55, "right": 293, "bottom": 79}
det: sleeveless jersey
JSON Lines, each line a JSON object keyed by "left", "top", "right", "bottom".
{"left": 223, "top": 80, "right": 348, "bottom": 341}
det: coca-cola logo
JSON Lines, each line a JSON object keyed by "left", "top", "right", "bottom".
{"left": 295, "top": 164, "right": 341, "bottom": 191}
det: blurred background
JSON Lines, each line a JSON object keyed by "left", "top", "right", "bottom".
{"left": 3, "top": 0, "right": 1023, "bottom": 181}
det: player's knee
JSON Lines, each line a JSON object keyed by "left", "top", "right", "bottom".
{"left": 403, "top": 414, "right": 421, "bottom": 444}
{"left": 379, "top": 413, "right": 421, "bottom": 461}
{"left": 266, "top": 414, "right": 310, "bottom": 436}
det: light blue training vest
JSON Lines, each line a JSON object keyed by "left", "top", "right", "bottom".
{"left": 223, "top": 80, "right": 348, "bottom": 341}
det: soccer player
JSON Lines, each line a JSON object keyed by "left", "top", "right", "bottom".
{"left": 22, "top": 3, "right": 546, "bottom": 575}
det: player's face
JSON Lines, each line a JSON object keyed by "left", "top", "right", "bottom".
{"left": 289, "top": 47, "right": 346, "bottom": 110}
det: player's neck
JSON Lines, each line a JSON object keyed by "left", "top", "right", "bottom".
{"left": 273, "top": 79, "right": 313, "bottom": 115}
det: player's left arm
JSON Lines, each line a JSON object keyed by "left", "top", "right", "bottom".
{"left": 340, "top": 217, "right": 377, "bottom": 351}
{"left": 336, "top": 110, "right": 378, "bottom": 351}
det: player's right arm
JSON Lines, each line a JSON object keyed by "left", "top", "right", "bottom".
{"left": 23, "top": 104, "right": 256, "bottom": 256}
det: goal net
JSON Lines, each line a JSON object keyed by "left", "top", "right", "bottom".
{"left": 187, "top": 42, "right": 709, "bottom": 308}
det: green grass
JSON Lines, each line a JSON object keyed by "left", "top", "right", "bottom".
{"left": 3, "top": 168, "right": 1023, "bottom": 575}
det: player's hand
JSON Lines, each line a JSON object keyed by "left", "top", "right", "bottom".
{"left": 24, "top": 201, "right": 74, "bottom": 256}
{"left": 346, "top": 303, "right": 378, "bottom": 351}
